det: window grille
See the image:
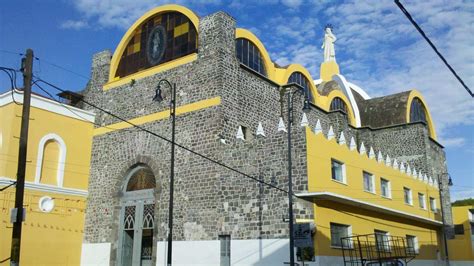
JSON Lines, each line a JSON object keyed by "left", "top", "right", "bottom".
{"left": 219, "top": 235, "right": 231, "bottom": 266}
{"left": 288, "top": 72, "right": 313, "bottom": 102}
{"left": 124, "top": 206, "right": 136, "bottom": 230}
{"left": 410, "top": 98, "right": 427, "bottom": 124}
{"left": 236, "top": 38, "right": 267, "bottom": 76}
{"left": 330, "top": 97, "right": 348, "bottom": 113}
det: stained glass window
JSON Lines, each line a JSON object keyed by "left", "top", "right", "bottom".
{"left": 115, "top": 11, "right": 198, "bottom": 78}
{"left": 126, "top": 168, "right": 156, "bottom": 191}
{"left": 288, "top": 72, "right": 314, "bottom": 102}
{"left": 235, "top": 38, "right": 267, "bottom": 76}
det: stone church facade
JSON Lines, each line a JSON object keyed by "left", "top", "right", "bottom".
{"left": 80, "top": 4, "right": 451, "bottom": 266}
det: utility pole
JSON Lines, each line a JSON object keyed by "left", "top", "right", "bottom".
{"left": 10, "top": 48, "right": 33, "bottom": 266}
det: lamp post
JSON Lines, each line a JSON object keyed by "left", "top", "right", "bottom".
{"left": 153, "top": 79, "right": 176, "bottom": 266}
{"left": 437, "top": 172, "right": 453, "bottom": 266}
{"left": 285, "top": 84, "right": 311, "bottom": 266}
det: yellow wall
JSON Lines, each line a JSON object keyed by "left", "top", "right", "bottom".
{"left": 0, "top": 190, "right": 86, "bottom": 265}
{"left": 0, "top": 98, "right": 94, "bottom": 265}
{"left": 0, "top": 102, "right": 93, "bottom": 190}
{"left": 306, "top": 127, "right": 441, "bottom": 221}
{"left": 306, "top": 127, "right": 442, "bottom": 259}
{"left": 314, "top": 201, "right": 441, "bottom": 259}
{"left": 448, "top": 206, "right": 474, "bottom": 261}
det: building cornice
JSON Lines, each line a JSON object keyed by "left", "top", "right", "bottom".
{"left": 296, "top": 191, "right": 442, "bottom": 226}
{"left": 0, "top": 90, "right": 95, "bottom": 123}
{"left": 0, "top": 177, "right": 88, "bottom": 197}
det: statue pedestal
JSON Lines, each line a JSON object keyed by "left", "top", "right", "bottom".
{"left": 320, "top": 61, "right": 340, "bottom": 82}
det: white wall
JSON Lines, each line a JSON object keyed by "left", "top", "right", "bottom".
{"left": 81, "top": 242, "right": 111, "bottom": 266}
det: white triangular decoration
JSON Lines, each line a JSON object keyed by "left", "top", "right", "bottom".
{"left": 385, "top": 155, "right": 391, "bottom": 166}
{"left": 412, "top": 168, "right": 417, "bottom": 179}
{"left": 256, "top": 122, "right": 265, "bottom": 137}
{"left": 314, "top": 119, "right": 322, "bottom": 134}
{"left": 300, "top": 113, "right": 309, "bottom": 127}
{"left": 423, "top": 174, "right": 428, "bottom": 183}
{"left": 359, "top": 142, "right": 367, "bottom": 155}
{"left": 277, "top": 117, "right": 287, "bottom": 133}
{"left": 369, "top": 147, "right": 375, "bottom": 159}
{"left": 377, "top": 151, "right": 383, "bottom": 163}
{"left": 236, "top": 126, "right": 245, "bottom": 140}
{"left": 406, "top": 165, "right": 412, "bottom": 175}
{"left": 392, "top": 159, "right": 399, "bottom": 170}
{"left": 327, "top": 126, "right": 335, "bottom": 140}
{"left": 349, "top": 137, "right": 357, "bottom": 151}
{"left": 338, "top": 131, "right": 346, "bottom": 145}
{"left": 400, "top": 162, "right": 406, "bottom": 173}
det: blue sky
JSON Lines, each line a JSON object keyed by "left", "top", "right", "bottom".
{"left": 1, "top": 0, "right": 473, "bottom": 201}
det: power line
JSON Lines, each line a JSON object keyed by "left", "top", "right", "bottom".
{"left": 32, "top": 77, "right": 290, "bottom": 196}
{"left": 394, "top": 0, "right": 473, "bottom": 98}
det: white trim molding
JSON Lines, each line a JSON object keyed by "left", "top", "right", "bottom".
{"left": 34, "top": 133, "right": 67, "bottom": 187}
{"left": 0, "top": 90, "right": 95, "bottom": 123}
{"left": 296, "top": 191, "right": 442, "bottom": 226}
{"left": 0, "top": 177, "right": 87, "bottom": 196}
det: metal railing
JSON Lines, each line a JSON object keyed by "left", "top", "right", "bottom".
{"left": 340, "top": 234, "right": 416, "bottom": 266}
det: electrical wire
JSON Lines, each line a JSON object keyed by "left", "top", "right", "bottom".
{"left": 31, "top": 77, "right": 291, "bottom": 195}
{"left": 394, "top": 0, "right": 473, "bottom": 98}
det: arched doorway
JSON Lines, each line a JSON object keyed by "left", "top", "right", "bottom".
{"left": 117, "top": 165, "right": 156, "bottom": 266}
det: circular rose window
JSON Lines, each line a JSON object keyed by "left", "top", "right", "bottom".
{"left": 38, "top": 196, "right": 54, "bottom": 212}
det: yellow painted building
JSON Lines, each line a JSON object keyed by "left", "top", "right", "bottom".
{"left": 448, "top": 205, "right": 474, "bottom": 264}
{"left": 0, "top": 90, "right": 95, "bottom": 265}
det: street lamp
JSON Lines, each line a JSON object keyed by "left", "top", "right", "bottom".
{"left": 153, "top": 79, "right": 177, "bottom": 266}
{"left": 437, "top": 172, "right": 453, "bottom": 266}
{"left": 285, "top": 84, "right": 311, "bottom": 266}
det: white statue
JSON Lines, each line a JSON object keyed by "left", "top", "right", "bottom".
{"left": 322, "top": 25, "right": 337, "bottom": 62}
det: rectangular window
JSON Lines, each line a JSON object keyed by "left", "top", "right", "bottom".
{"left": 330, "top": 223, "right": 351, "bottom": 248}
{"left": 380, "top": 178, "right": 391, "bottom": 198}
{"left": 219, "top": 235, "right": 231, "bottom": 266}
{"left": 404, "top": 187, "right": 412, "bottom": 205}
{"left": 406, "top": 235, "right": 419, "bottom": 254}
{"left": 429, "top": 197, "right": 437, "bottom": 212}
{"left": 374, "top": 230, "right": 390, "bottom": 252}
{"left": 454, "top": 224, "right": 464, "bottom": 235}
{"left": 331, "top": 159, "right": 345, "bottom": 183}
{"left": 418, "top": 193, "right": 426, "bottom": 209}
{"left": 363, "top": 171, "right": 375, "bottom": 193}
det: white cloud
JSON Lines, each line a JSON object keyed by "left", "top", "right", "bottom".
{"left": 60, "top": 20, "right": 88, "bottom": 30}
{"left": 281, "top": 0, "right": 303, "bottom": 8}
{"left": 439, "top": 137, "right": 466, "bottom": 148}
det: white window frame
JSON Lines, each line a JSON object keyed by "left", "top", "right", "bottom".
{"left": 418, "top": 193, "right": 426, "bottom": 210}
{"left": 331, "top": 159, "right": 346, "bottom": 184}
{"left": 404, "top": 187, "right": 413, "bottom": 206}
{"left": 363, "top": 171, "right": 375, "bottom": 194}
{"left": 406, "top": 235, "right": 419, "bottom": 254}
{"left": 380, "top": 178, "right": 391, "bottom": 198}
{"left": 34, "top": 133, "right": 67, "bottom": 187}
{"left": 374, "top": 230, "right": 391, "bottom": 252}
{"left": 429, "top": 197, "right": 437, "bottom": 212}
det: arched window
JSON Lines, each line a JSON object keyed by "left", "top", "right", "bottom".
{"left": 410, "top": 97, "right": 427, "bottom": 124}
{"left": 236, "top": 38, "right": 267, "bottom": 76}
{"left": 115, "top": 11, "right": 198, "bottom": 78}
{"left": 288, "top": 72, "right": 313, "bottom": 102}
{"left": 35, "top": 133, "right": 66, "bottom": 187}
{"left": 330, "top": 97, "right": 348, "bottom": 113}
{"left": 118, "top": 165, "right": 156, "bottom": 265}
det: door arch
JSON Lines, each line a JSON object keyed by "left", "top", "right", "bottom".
{"left": 117, "top": 164, "right": 156, "bottom": 266}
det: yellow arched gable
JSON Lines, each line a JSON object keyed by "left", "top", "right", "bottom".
{"left": 322, "top": 90, "right": 356, "bottom": 127}
{"left": 406, "top": 90, "right": 437, "bottom": 140}
{"left": 235, "top": 28, "right": 275, "bottom": 80}
{"left": 105, "top": 5, "right": 199, "bottom": 90}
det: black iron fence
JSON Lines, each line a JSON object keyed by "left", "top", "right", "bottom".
{"left": 340, "top": 234, "right": 416, "bottom": 266}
